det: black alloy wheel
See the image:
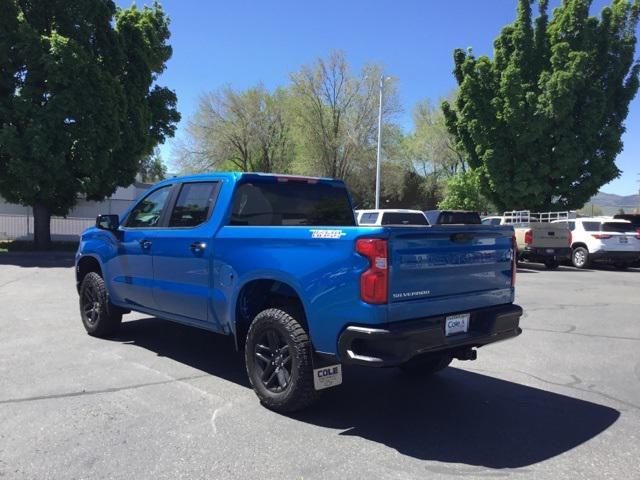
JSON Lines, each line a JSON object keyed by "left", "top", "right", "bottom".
{"left": 253, "top": 328, "right": 293, "bottom": 393}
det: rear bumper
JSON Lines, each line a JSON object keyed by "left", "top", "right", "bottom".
{"left": 337, "top": 304, "right": 523, "bottom": 367}
{"left": 521, "top": 247, "right": 571, "bottom": 262}
{"left": 590, "top": 250, "right": 640, "bottom": 264}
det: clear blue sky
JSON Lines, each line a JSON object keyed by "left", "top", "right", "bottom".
{"left": 118, "top": 0, "right": 640, "bottom": 195}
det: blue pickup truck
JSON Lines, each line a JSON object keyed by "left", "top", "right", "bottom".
{"left": 75, "top": 172, "right": 522, "bottom": 411}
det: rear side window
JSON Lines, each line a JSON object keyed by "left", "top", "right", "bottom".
{"left": 601, "top": 222, "right": 633, "bottom": 233}
{"left": 582, "top": 222, "right": 601, "bottom": 232}
{"left": 230, "top": 180, "right": 355, "bottom": 226}
{"left": 437, "top": 212, "right": 481, "bottom": 224}
{"left": 359, "top": 213, "right": 379, "bottom": 225}
{"left": 169, "top": 182, "right": 219, "bottom": 228}
{"left": 381, "top": 212, "right": 428, "bottom": 226}
{"left": 125, "top": 185, "right": 172, "bottom": 228}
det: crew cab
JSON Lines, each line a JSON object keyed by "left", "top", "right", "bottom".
{"left": 552, "top": 217, "right": 640, "bottom": 269}
{"left": 482, "top": 211, "right": 571, "bottom": 269}
{"left": 75, "top": 173, "right": 522, "bottom": 412}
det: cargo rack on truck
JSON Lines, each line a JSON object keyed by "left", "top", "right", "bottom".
{"left": 503, "top": 210, "right": 576, "bottom": 225}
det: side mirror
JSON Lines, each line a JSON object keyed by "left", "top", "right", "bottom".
{"left": 96, "top": 214, "right": 120, "bottom": 232}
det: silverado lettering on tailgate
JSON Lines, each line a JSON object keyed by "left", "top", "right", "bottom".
{"left": 400, "top": 250, "right": 508, "bottom": 269}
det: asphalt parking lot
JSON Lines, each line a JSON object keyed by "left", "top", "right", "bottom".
{"left": 0, "top": 255, "right": 639, "bottom": 479}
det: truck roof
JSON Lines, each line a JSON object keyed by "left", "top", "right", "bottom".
{"left": 155, "top": 172, "right": 339, "bottom": 187}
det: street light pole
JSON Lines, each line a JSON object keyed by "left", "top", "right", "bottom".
{"left": 375, "top": 75, "right": 384, "bottom": 209}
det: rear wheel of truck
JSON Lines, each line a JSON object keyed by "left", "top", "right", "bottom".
{"left": 245, "top": 308, "right": 319, "bottom": 412}
{"left": 544, "top": 259, "right": 559, "bottom": 270}
{"left": 79, "top": 272, "right": 122, "bottom": 337}
{"left": 571, "top": 247, "right": 590, "bottom": 269}
{"left": 399, "top": 353, "right": 452, "bottom": 376}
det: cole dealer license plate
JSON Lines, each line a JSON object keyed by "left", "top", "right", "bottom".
{"left": 445, "top": 313, "right": 470, "bottom": 336}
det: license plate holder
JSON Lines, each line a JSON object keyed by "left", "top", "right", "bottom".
{"left": 445, "top": 313, "right": 470, "bottom": 336}
{"left": 619, "top": 236, "right": 628, "bottom": 244}
{"left": 546, "top": 248, "right": 555, "bottom": 254}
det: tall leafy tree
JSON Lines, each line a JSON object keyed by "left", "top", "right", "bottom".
{"left": 0, "top": 0, "right": 179, "bottom": 248}
{"left": 442, "top": 0, "right": 640, "bottom": 211}
{"left": 288, "top": 51, "right": 401, "bottom": 185}
{"left": 176, "top": 85, "right": 291, "bottom": 174}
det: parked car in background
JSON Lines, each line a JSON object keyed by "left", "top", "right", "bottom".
{"left": 355, "top": 209, "right": 429, "bottom": 226}
{"left": 482, "top": 211, "right": 571, "bottom": 269}
{"left": 552, "top": 217, "right": 640, "bottom": 269}
{"left": 613, "top": 213, "right": 640, "bottom": 230}
{"left": 424, "top": 210, "right": 481, "bottom": 225}
{"left": 75, "top": 173, "right": 522, "bottom": 412}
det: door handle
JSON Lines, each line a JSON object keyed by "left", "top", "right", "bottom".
{"left": 139, "top": 239, "right": 152, "bottom": 249}
{"left": 190, "top": 241, "right": 207, "bottom": 253}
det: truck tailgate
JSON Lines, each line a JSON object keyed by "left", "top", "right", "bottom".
{"left": 528, "top": 223, "right": 570, "bottom": 248}
{"left": 386, "top": 225, "right": 515, "bottom": 322}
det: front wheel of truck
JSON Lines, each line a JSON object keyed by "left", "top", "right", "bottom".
{"left": 79, "top": 272, "right": 122, "bottom": 337}
{"left": 245, "top": 308, "right": 319, "bottom": 412}
{"left": 399, "top": 353, "right": 452, "bottom": 376}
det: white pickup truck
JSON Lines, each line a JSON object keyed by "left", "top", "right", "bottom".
{"left": 482, "top": 211, "right": 572, "bottom": 269}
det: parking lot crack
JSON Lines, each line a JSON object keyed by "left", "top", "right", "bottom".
{"left": 0, "top": 373, "right": 209, "bottom": 405}
{"left": 515, "top": 370, "right": 640, "bottom": 411}
{"left": 523, "top": 326, "right": 640, "bottom": 342}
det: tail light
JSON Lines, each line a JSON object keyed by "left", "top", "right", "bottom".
{"left": 511, "top": 235, "right": 517, "bottom": 287}
{"left": 356, "top": 238, "right": 388, "bottom": 304}
{"left": 636, "top": 228, "right": 640, "bottom": 240}
{"left": 524, "top": 229, "right": 533, "bottom": 245}
{"left": 591, "top": 234, "right": 612, "bottom": 240}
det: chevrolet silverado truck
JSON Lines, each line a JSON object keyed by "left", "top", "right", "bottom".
{"left": 76, "top": 173, "right": 522, "bottom": 412}
{"left": 482, "top": 211, "right": 571, "bottom": 269}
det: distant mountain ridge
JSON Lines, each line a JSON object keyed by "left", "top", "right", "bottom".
{"left": 588, "top": 191, "right": 639, "bottom": 214}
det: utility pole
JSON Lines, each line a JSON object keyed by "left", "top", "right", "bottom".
{"left": 375, "top": 75, "right": 385, "bottom": 209}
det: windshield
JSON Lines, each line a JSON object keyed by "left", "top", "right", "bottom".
{"left": 437, "top": 211, "right": 481, "bottom": 224}
{"left": 381, "top": 212, "right": 428, "bottom": 226}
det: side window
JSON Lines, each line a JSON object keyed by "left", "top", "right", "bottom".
{"left": 359, "top": 213, "right": 379, "bottom": 225}
{"left": 125, "top": 185, "right": 172, "bottom": 228}
{"left": 582, "top": 221, "right": 600, "bottom": 232}
{"left": 168, "top": 182, "right": 219, "bottom": 228}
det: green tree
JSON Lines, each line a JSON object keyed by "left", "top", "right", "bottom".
{"left": 288, "top": 50, "right": 402, "bottom": 202}
{"left": 0, "top": 0, "right": 179, "bottom": 248}
{"left": 439, "top": 170, "right": 492, "bottom": 211}
{"left": 405, "top": 97, "right": 466, "bottom": 179}
{"left": 176, "top": 85, "right": 292, "bottom": 174}
{"left": 139, "top": 148, "right": 167, "bottom": 183}
{"left": 442, "top": 0, "right": 640, "bottom": 212}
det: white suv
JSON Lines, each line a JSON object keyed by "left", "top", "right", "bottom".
{"left": 552, "top": 217, "right": 640, "bottom": 269}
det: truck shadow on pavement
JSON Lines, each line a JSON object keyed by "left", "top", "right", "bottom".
{"left": 113, "top": 317, "right": 620, "bottom": 470}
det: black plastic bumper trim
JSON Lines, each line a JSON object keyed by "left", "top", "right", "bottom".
{"left": 338, "top": 304, "right": 523, "bottom": 367}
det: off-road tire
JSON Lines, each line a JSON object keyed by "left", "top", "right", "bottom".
{"left": 399, "top": 353, "right": 452, "bottom": 376}
{"left": 571, "top": 247, "right": 590, "bottom": 269}
{"left": 245, "top": 308, "right": 319, "bottom": 412}
{"left": 79, "top": 272, "right": 123, "bottom": 337}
